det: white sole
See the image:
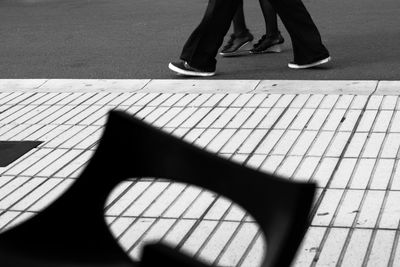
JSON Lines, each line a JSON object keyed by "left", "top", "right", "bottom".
{"left": 168, "top": 63, "right": 215, "bottom": 77}
{"left": 219, "top": 41, "right": 253, "bottom": 57}
{"left": 288, "top": 56, "right": 331, "bottom": 69}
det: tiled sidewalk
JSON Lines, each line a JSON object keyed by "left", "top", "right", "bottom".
{"left": 1, "top": 79, "right": 400, "bottom": 266}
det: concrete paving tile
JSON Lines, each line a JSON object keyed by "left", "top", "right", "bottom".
{"left": 108, "top": 217, "right": 134, "bottom": 239}
{"left": 240, "top": 108, "right": 269, "bottom": 128}
{"left": 334, "top": 190, "right": 363, "bottom": 227}
{"left": 217, "top": 223, "right": 259, "bottom": 267}
{"left": 362, "top": 133, "right": 385, "bottom": 158}
{"left": 230, "top": 94, "right": 253, "bottom": 107}
{"left": 316, "top": 227, "right": 349, "bottom": 266}
{"left": 375, "top": 81, "right": 400, "bottom": 95}
{"left": 308, "top": 131, "right": 335, "bottom": 156}
{"left": 320, "top": 95, "right": 339, "bottom": 109}
{"left": 312, "top": 157, "right": 339, "bottom": 188}
{"left": 239, "top": 233, "right": 265, "bottom": 267}
{"left": 224, "top": 204, "right": 247, "bottom": 221}
{"left": 0, "top": 92, "right": 22, "bottom": 105}
{"left": 290, "top": 131, "right": 318, "bottom": 155}
{"left": 245, "top": 154, "right": 267, "bottom": 170}
{"left": 118, "top": 218, "right": 155, "bottom": 255}
{"left": 179, "top": 220, "right": 219, "bottom": 258}
{"left": 330, "top": 158, "right": 357, "bottom": 189}
{"left": 370, "top": 159, "right": 395, "bottom": 190}
{"left": 254, "top": 80, "right": 377, "bottom": 95}
{"left": 107, "top": 181, "right": 152, "bottom": 216}
{"left": 0, "top": 211, "right": 21, "bottom": 231}
{"left": 381, "top": 95, "right": 398, "bottom": 110}
{"left": 161, "top": 219, "right": 196, "bottom": 248}
{"left": 122, "top": 182, "right": 169, "bottom": 217}
{"left": 306, "top": 109, "right": 331, "bottom": 130}
{"left": 275, "top": 94, "right": 296, "bottom": 108}
{"left": 38, "top": 79, "right": 150, "bottom": 93}
{"left": 293, "top": 226, "right": 326, "bottom": 266}
{"left": 28, "top": 179, "right": 74, "bottom": 212}
{"left": 141, "top": 79, "right": 260, "bottom": 93}
{"left": 130, "top": 218, "right": 176, "bottom": 258}
{"left": 245, "top": 94, "right": 267, "bottom": 107}
{"left": 323, "top": 109, "right": 346, "bottom": 131}
{"left": 189, "top": 94, "right": 213, "bottom": 107}
{"left": 356, "top": 190, "right": 385, "bottom": 228}
{"left": 326, "top": 132, "right": 352, "bottom": 157}
{"left": 197, "top": 221, "right": 240, "bottom": 264}
{"left": 366, "top": 95, "right": 384, "bottom": 110}
{"left": 336, "top": 95, "right": 355, "bottom": 109}
{"left": 390, "top": 236, "right": 400, "bottom": 266}
{"left": 220, "top": 129, "right": 252, "bottom": 154}
{"left": 276, "top": 156, "right": 302, "bottom": 178}
{"left": 183, "top": 191, "right": 216, "bottom": 219}
{"left": 373, "top": 110, "right": 394, "bottom": 132}
{"left": 312, "top": 189, "right": 344, "bottom": 226}
{"left": 204, "top": 197, "right": 231, "bottom": 220}
{"left": 143, "top": 183, "right": 186, "bottom": 217}
{"left": 367, "top": 230, "right": 395, "bottom": 267}
{"left": 0, "top": 79, "right": 47, "bottom": 92}
{"left": 293, "top": 156, "right": 320, "bottom": 182}
{"left": 259, "top": 155, "right": 284, "bottom": 174}
{"left": 163, "top": 187, "right": 202, "bottom": 218}
{"left": 379, "top": 191, "right": 400, "bottom": 229}
{"left": 236, "top": 129, "right": 268, "bottom": 154}
{"left": 0, "top": 177, "right": 45, "bottom": 209}
{"left": 273, "top": 130, "right": 301, "bottom": 155}
{"left": 344, "top": 132, "right": 368, "bottom": 158}
{"left": 210, "top": 107, "right": 241, "bottom": 128}
{"left": 341, "top": 229, "right": 372, "bottom": 266}
{"left": 350, "top": 159, "right": 376, "bottom": 189}
{"left": 275, "top": 108, "right": 300, "bottom": 129}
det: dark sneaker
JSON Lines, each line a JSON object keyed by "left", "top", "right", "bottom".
{"left": 288, "top": 56, "right": 331, "bottom": 69}
{"left": 250, "top": 33, "right": 284, "bottom": 54}
{"left": 219, "top": 32, "right": 254, "bottom": 57}
{"left": 168, "top": 61, "right": 215, "bottom": 77}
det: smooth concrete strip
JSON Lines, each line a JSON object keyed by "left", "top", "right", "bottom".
{"left": 0, "top": 79, "right": 48, "bottom": 92}
{"left": 375, "top": 81, "right": 400, "bottom": 95}
{"left": 37, "top": 79, "right": 150, "bottom": 93}
{"left": 254, "top": 80, "right": 378, "bottom": 95}
{"left": 1, "top": 79, "right": 399, "bottom": 95}
{"left": 140, "top": 79, "right": 261, "bottom": 93}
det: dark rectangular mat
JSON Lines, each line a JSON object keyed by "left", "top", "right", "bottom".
{"left": 0, "top": 141, "right": 42, "bottom": 167}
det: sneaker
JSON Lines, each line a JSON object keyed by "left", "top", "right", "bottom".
{"left": 288, "top": 56, "right": 331, "bottom": 69}
{"left": 168, "top": 61, "right": 215, "bottom": 77}
{"left": 250, "top": 33, "right": 284, "bottom": 54}
{"left": 219, "top": 32, "right": 254, "bottom": 57}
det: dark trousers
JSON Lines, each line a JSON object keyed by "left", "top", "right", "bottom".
{"left": 180, "top": 0, "right": 329, "bottom": 71}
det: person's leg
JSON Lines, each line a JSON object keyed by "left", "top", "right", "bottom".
{"left": 259, "top": 0, "right": 279, "bottom": 37}
{"left": 232, "top": 1, "right": 249, "bottom": 37}
{"left": 268, "top": 0, "right": 329, "bottom": 65}
{"left": 219, "top": 0, "right": 254, "bottom": 57}
{"left": 179, "top": 0, "right": 241, "bottom": 71}
{"left": 250, "top": 0, "right": 284, "bottom": 54}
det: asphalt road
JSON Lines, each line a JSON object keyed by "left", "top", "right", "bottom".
{"left": 1, "top": 0, "right": 400, "bottom": 80}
